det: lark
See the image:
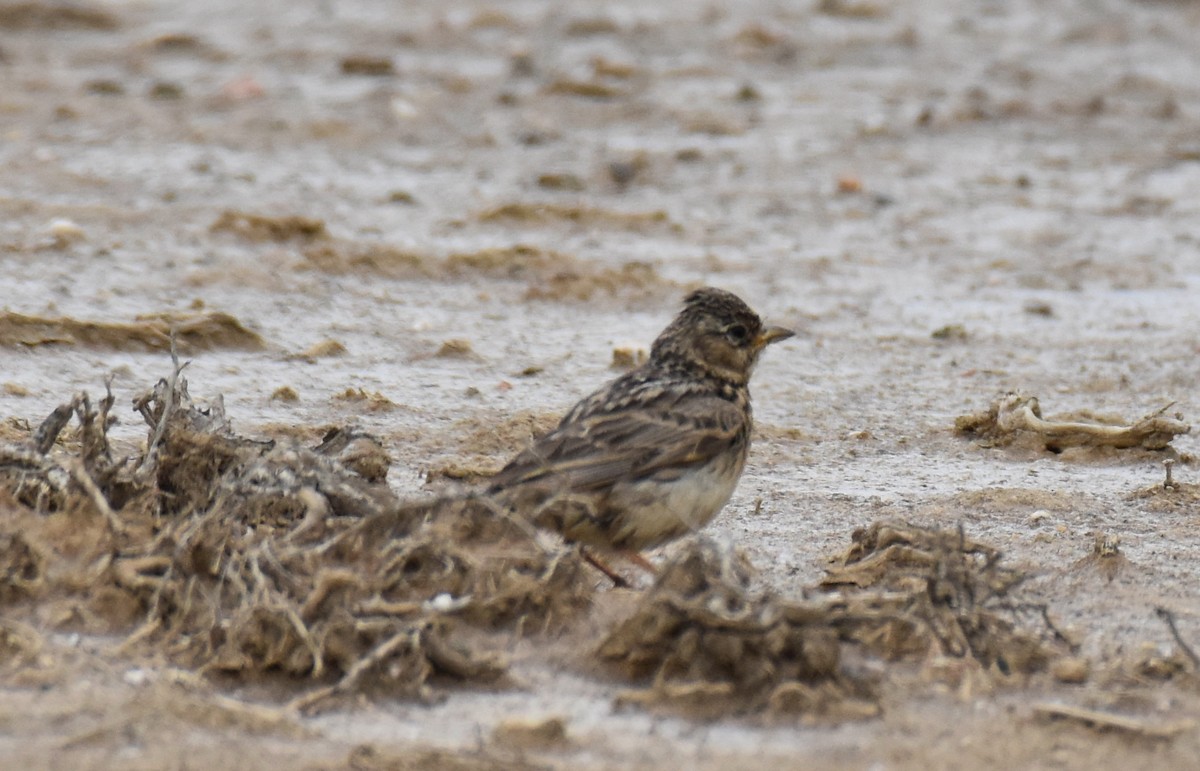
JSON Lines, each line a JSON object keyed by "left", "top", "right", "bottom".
{"left": 486, "top": 287, "right": 793, "bottom": 583}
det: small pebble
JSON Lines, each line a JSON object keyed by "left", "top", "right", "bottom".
{"left": 492, "top": 716, "right": 569, "bottom": 749}
{"left": 611, "top": 345, "right": 648, "bottom": 369}
{"left": 1027, "top": 510, "right": 1050, "bottom": 525}
{"left": 436, "top": 339, "right": 474, "bottom": 358}
{"left": 1050, "top": 656, "right": 1089, "bottom": 684}
{"left": 270, "top": 386, "right": 299, "bottom": 403}
{"left": 47, "top": 218, "right": 85, "bottom": 247}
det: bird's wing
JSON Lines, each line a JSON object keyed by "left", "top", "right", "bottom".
{"left": 488, "top": 392, "right": 747, "bottom": 493}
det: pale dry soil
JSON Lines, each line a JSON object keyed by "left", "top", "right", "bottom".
{"left": 2, "top": 0, "right": 1200, "bottom": 768}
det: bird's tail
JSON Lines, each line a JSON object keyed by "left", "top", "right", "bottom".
{"left": 332, "top": 488, "right": 542, "bottom": 553}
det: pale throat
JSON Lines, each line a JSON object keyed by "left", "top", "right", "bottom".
{"left": 691, "top": 339, "right": 754, "bottom": 386}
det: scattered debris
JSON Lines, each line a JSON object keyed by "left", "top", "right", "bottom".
{"left": 1071, "top": 532, "right": 1127, "bottom": 582}
{"left": 0, "top": 529, "right": 44, "bottom": 604}
{"left": 340, "top": 55, "right": 394, "bottom": 76}
{"left": 301, "top": 242, "right": 425, "bottom": 278}
{"left": 1155, "top": 607, "right": 1200, "bottom": 672}
{"left": 0, "top": 619, "right": 42, "bottom": 671}
{"left": 422, "top": 461, "right": 500, "bottom": 484}
{"left": 729, "top": 23, "right": 796, "bottom": 60}
{"left": 215, "top": 74, "right": 265, "bottom": 102}
{"left": 298, "top": 239, "right": 677, "bottom": 303}
{"left": 543, "top": 79, "right": 625, "bottom": 100}
{"left": 817, "top": 0, "right": 889, "bottom": 18}
{"left": 143, "top": 32, "right": 207, "bottom": 54}
{"left": 467, "top": 8, "right": 516, "bottom": 29}
{"left": 1050, "top": 656, "right": 1090, "bottom": 684}
{"left": 334, "top": 745, "right": 534, "bottom": 771}
{"left": 288, "top": 339, "right": 347, "bottom": 362}
{"left": 735, "top": 83, "right": 761, "bottom": 102}
{"left": 83, "top": 78, "right": 124, "bottom": 95}
{"left": 148, "top": 81, "right": 184, "bottom": 100}
{"left": 211, "top": 210, "right": 327, "bottom": 242}
{"left": 536, "top": 173, "right": 586, "bottom": 192}
{"left": 678, "top": 112, "right": 745, "bottom": 137}
{"left": 931, "top": 323, "right": 968, "bottom": 340}
{"left": 270, "top": 386, "right": 299, "bottom": 403}
{"left": 564, "top": 16, "right": 619, "bottom": 36}
{"left": 523, "top": 261, "right": 669, "bottom": 303}
{"left": 0, "top": 1, "right": 119, "bottom": 30}
{"left": 475, "top": 203, "right": 675, "bottom": 232}
{"left": 443, "top": 245, "right": 561, "bottom": 277}
{"left": 1125, "top": 469, "right": 1200, "bottom": 512}
{"left": 606, "top": 153, "right": 649, "bottom": 190}
{"left": 1093, "top": 532, "right": 1121, "bottom": 558}
{"left": 836, "top": 175, "right": 864, "bottom": 194}
{"left": 1121, "top": 642, "right": 1191, "bottom": 682}
{"left": 591, "top": 56, "right": 638, "bottom": 80}
{"left": 1027, "top": 509, "right": 1051, "bottom": 526}
{"left": 955, "top": 393, "right": 1190, "bottom": 452}
{"left": 1023, "top": 301, "right": 1054, "bottom": 317}
{"left": 0, "top": 310, "right": 264, "bottom": 352}
{"left": 435, "top": 339, "right": 476, "bottom": 358}
{"left": 610, "top": 345, "right": 648, "bottom": 370}
{"left": 1032, "top": 702, "right": 1194, "bottom": 740}
{"left": 491, "top": 716, "right": 569, "bottom": 750}
{"left": 45, "top": 218, "right": 85, "bottom": 248}
{"left": 333, "top": 388, "right": 398, "bottom": 413}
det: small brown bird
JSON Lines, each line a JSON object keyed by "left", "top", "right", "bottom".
{"left": 486, "top": 287, "right": 793, "bottom": 580}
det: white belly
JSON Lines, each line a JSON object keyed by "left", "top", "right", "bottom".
{"left": 606, "top": 460, "right": 741, "bottom": 550}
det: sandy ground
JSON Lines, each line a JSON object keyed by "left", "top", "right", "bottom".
{"left": 2, "top": 0, "right": 1200, "bottom": 767}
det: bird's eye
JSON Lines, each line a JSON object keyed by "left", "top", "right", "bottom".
{"left": 725, "top": 324, "right": 749, "bottom": 345}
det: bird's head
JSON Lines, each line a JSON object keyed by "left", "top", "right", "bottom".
{"left": 650, "top": 287, "right": 794, "bottom": 384}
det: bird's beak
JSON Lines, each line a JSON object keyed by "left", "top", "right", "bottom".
{"left": 754, "top": 325, "right": 795, "bottom": 349}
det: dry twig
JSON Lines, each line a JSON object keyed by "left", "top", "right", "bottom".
{"left": 1032, "top": 703, "right": 1194, "bottom": 739}
{"left": 1155, "top": 606, "right": 1200, "bottom": 671}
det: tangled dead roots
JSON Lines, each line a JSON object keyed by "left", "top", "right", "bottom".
{"left": 600, "top": 523, "right": 1072, "bottom": 719}
{"left": 0, "top": 357, "right": 592, "bottom": 713}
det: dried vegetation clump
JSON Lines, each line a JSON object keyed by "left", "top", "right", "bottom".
{"left": 820, "top": 522, "right": 1065, "bottom": 675}
{"left": 0, "top": 357, "right": 592, "bottom": 712}
{"left": 600, "top": 540, "right": 870, "bottom": 720}
{"left": 600, "top": 521, "right": 1073, "bottom": 719}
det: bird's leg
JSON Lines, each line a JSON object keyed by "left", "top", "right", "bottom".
{"left": 621, "top": 550, "right": 658, "bottom": 576}
{"left": 580, "top": 546, "right": 631, "bottom": 588}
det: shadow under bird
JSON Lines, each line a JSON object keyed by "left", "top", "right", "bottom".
{"left": 484, "top": 286, "right": 794, "bottom": 584}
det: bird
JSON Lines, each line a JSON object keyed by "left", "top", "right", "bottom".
{"left": 484, "top": 287, "right": 794, "bottom": 583}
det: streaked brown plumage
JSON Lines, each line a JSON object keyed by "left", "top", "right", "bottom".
{"left": 486, "top": 287, "right": 793, "bottom": 558}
